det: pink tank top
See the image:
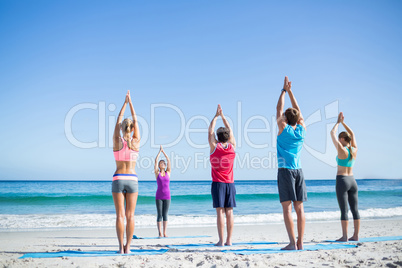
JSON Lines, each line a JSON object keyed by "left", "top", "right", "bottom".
{"left": 156, "top": 172, "right": 171, "bottom": 200}
{"left": 113, "top": 137, "right": 139, "bottom": 162}
{"left": 210, "top": 143, "right": 235, "bottom": 183}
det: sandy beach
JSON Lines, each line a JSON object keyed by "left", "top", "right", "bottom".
{"left": 0, "top": 219, "right": 401, "bottom": 267}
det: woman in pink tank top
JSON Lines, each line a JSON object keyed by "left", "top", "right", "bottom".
{"left": 112, "top": 90, "right": 141, "bottom": 254}
{"left": 208, "top": 104, "right": 237, "bottom": 247}
{"left": 154, "top": 145, "right": 171, "bottom": 237}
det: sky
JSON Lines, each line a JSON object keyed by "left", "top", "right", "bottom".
{"left": 0, "top": 1, "right": 401, "bottom": 181}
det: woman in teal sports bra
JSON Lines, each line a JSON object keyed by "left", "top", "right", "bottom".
{"left": 330, "top": 112, "right": 360, "bottom": 242}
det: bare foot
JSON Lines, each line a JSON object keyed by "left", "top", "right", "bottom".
{"left": 215, "top": 241, "right": 224, "bottom": 247}
{"left": 281, "top": 243, "right": 297, "bottom": 250}
{"left": 336, "top": 237, "right": 348, "bottom": 242}
{"left": 124, "top": 245, "right": 131, "bottom": 254}
{"left": 297, "top": 241, "right": 303, "bottom": 250}
{"left": 164, "top": 234, "right": 168, "bottom": 238}
{"left": 158, "top": 233, "right": 163, "bottom": 238}
{"left": 118, "top": 248, "right": 124, "bottom": 254}
{"left": 349, "top": 236, "right": 358, "bottom": 241}
{"left": 224, "top": 242, "right": 232, "bottom": 246}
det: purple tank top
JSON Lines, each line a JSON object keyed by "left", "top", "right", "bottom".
{"left": 156, "top": 172, "right": 171, "bottom": 200}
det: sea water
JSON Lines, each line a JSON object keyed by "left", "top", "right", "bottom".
{"left": 0, "top": 179, "right": 401, "bottom": 230}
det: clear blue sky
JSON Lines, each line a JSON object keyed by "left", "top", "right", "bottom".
{"left": 0, "top": 1, "right": 401, "bottom": 180}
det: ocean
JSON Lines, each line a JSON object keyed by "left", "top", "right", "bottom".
{"left": 0, "top": 179, "right": 401, "bottom": 230}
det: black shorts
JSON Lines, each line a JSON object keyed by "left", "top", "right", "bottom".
{"left": 211, "top": 182, "right": 236, "bottom": 208}
{"left": 277, "top": 168, "right": 307, "bottom": 203}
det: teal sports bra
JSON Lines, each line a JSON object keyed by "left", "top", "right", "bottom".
{"left": 336, "top": 147, "right": 355, "bottom": 167}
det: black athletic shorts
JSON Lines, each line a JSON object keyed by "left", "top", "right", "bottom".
{"left": 211, "top": 182, "right": 236, "bottom": 208}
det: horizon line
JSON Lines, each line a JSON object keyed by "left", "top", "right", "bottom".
{"left": 0, "top": 178, "right": 401, "bottom": 182}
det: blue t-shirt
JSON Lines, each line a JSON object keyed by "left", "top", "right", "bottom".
{"left": 277, "top": 124, "right": 305, "bottom": 169}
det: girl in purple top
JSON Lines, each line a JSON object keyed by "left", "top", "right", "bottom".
{"left": 154, "top": 145, "right": 171, "bottom": 237}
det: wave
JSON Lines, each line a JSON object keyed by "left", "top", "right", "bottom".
{"left": 1, "top": 190, "right": 400, "bottom": 206}
{"left": 0, "top": 193, "right": 278, "bottom": 205}
{"left": 1, "top": 207, "right": 401, "bottom": 230}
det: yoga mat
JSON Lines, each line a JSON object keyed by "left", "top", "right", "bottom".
{"left": 222, "top": 243, "right": 358, "bottom": 255}
{"left": 167, "top": 241, "right": 278, "bottom": 249}
{"left": 133, "top": 235, "right": 211, "bottom": 239}
{"left": 19, "top": 249, "right": 168, "bottom": 259}
{"left": 325, "top": 236, "right": 402, "bottom": 243}
{"left": 305, "top": 244, "right": 358, "bottom": 250}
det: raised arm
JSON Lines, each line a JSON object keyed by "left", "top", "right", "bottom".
{"left": 113, "top": 92, "right": 129, "bottom": 148}
{"left": 276, "top": 91, "right": 285, "bottom": 119}
{"left": 330, "top": 113, "right": 345, "bottom": 155}
{"left": 154, "top": 146, "right": 162, "bottom": 177}
{"left": 342, "top": 119, "right": 357, "bottom": 149}
{"left": 208, "top": 105, "right": 220, "bottom": 152}
{"left": 161, "top": 146, "right": 171, "bottom": 174}
{"left": 276, "top": 89, "right": 286, "bottom": 128}
{"left": 276, "top": 77, "right": 288, "bottom": 134}
{"left": 286, "top": 77, "right": 305, "bottom": 129}
{"left": 284, "top": 77, "right": 298, "bottom": 112}
{"left": 220, "top": 108, "right": 236, "bottom": 149}
{"left": 127, "top": 91, "right": 140, "bottom": 143}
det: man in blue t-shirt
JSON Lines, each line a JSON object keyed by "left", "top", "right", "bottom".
{"left": 276, "top": 76, "right": 307, "bottom": 250}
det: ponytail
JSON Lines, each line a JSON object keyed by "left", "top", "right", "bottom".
{"left": 345, "top": 133, "right": 355, "bottom": 160}
{"left": 348, "top": 143, "right": 355, "bottom": 160}
{"left": 122, "top": 119, "right": 134, "bottom": 150}
{"left": 339, "top": 131, "right": 355, "bottom": 160}
{"left": 125, "top": 123, "right": 131, "bottom": 133}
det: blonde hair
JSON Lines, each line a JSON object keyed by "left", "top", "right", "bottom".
{"left": 338, "top": 131, "right": 355, "bottom": 160}
{"left": 121, "top": 118, "right": 135, "bottom": 150}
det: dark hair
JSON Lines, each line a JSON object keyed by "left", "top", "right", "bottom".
{"left": 158, "top": 160, "right": 166, "bottom": 171}
{"left": 216, "top": 127, "right": 230, "bottom": 143}
{"left": 284, "top": 108, "right": 300, "bottom": 126}
{"left": 338, "top": 131, "right": 355, "bottom": 160}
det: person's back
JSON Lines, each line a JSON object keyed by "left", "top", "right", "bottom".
{"left": 277, "top": 124, "right": 305, "bottom": 169}
{"left": 210, "top": 142, "right": 236, "bottom": 183}
{"left": 330, "top": 112, "right": 360, "bottom": 242}
{"left": 111, "top": 90, "right": 141, "bottom": 254}
{"left": 113, "top": 137, "right": 139, "bottom": 177}
{"left": 208, "top": 104, "right": 237, "bottom": 247}
{"left": 275, "top": 76, "right": 307, "bottom": 251}
{"left": 335, "top": 146, "right": 355, "bottom": 176}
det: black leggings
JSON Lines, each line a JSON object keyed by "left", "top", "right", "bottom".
{"left": 336, "top": 175, "right": 360, "bottom": 221}
{"left": 156, "top": 199, "right": 170, "bottom": 222}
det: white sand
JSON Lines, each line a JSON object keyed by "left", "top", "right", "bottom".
{"left": 0, "top": 219, "right": 401, "bottom": 267}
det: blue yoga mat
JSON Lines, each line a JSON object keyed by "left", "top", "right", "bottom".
{"left": 19, "top": 249, "right": 168, "bottom": 259}
{"left": 222, "top": 243, "right": 358, "bottom": 255}
{"left": 133, "top": 235, "right": 211, "bottom": 239}
{"left": 325, "top": 236, "right": 402, "bottom": 243}
{"left": 167, "top": 241, "right": 278, "bottom": 249}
